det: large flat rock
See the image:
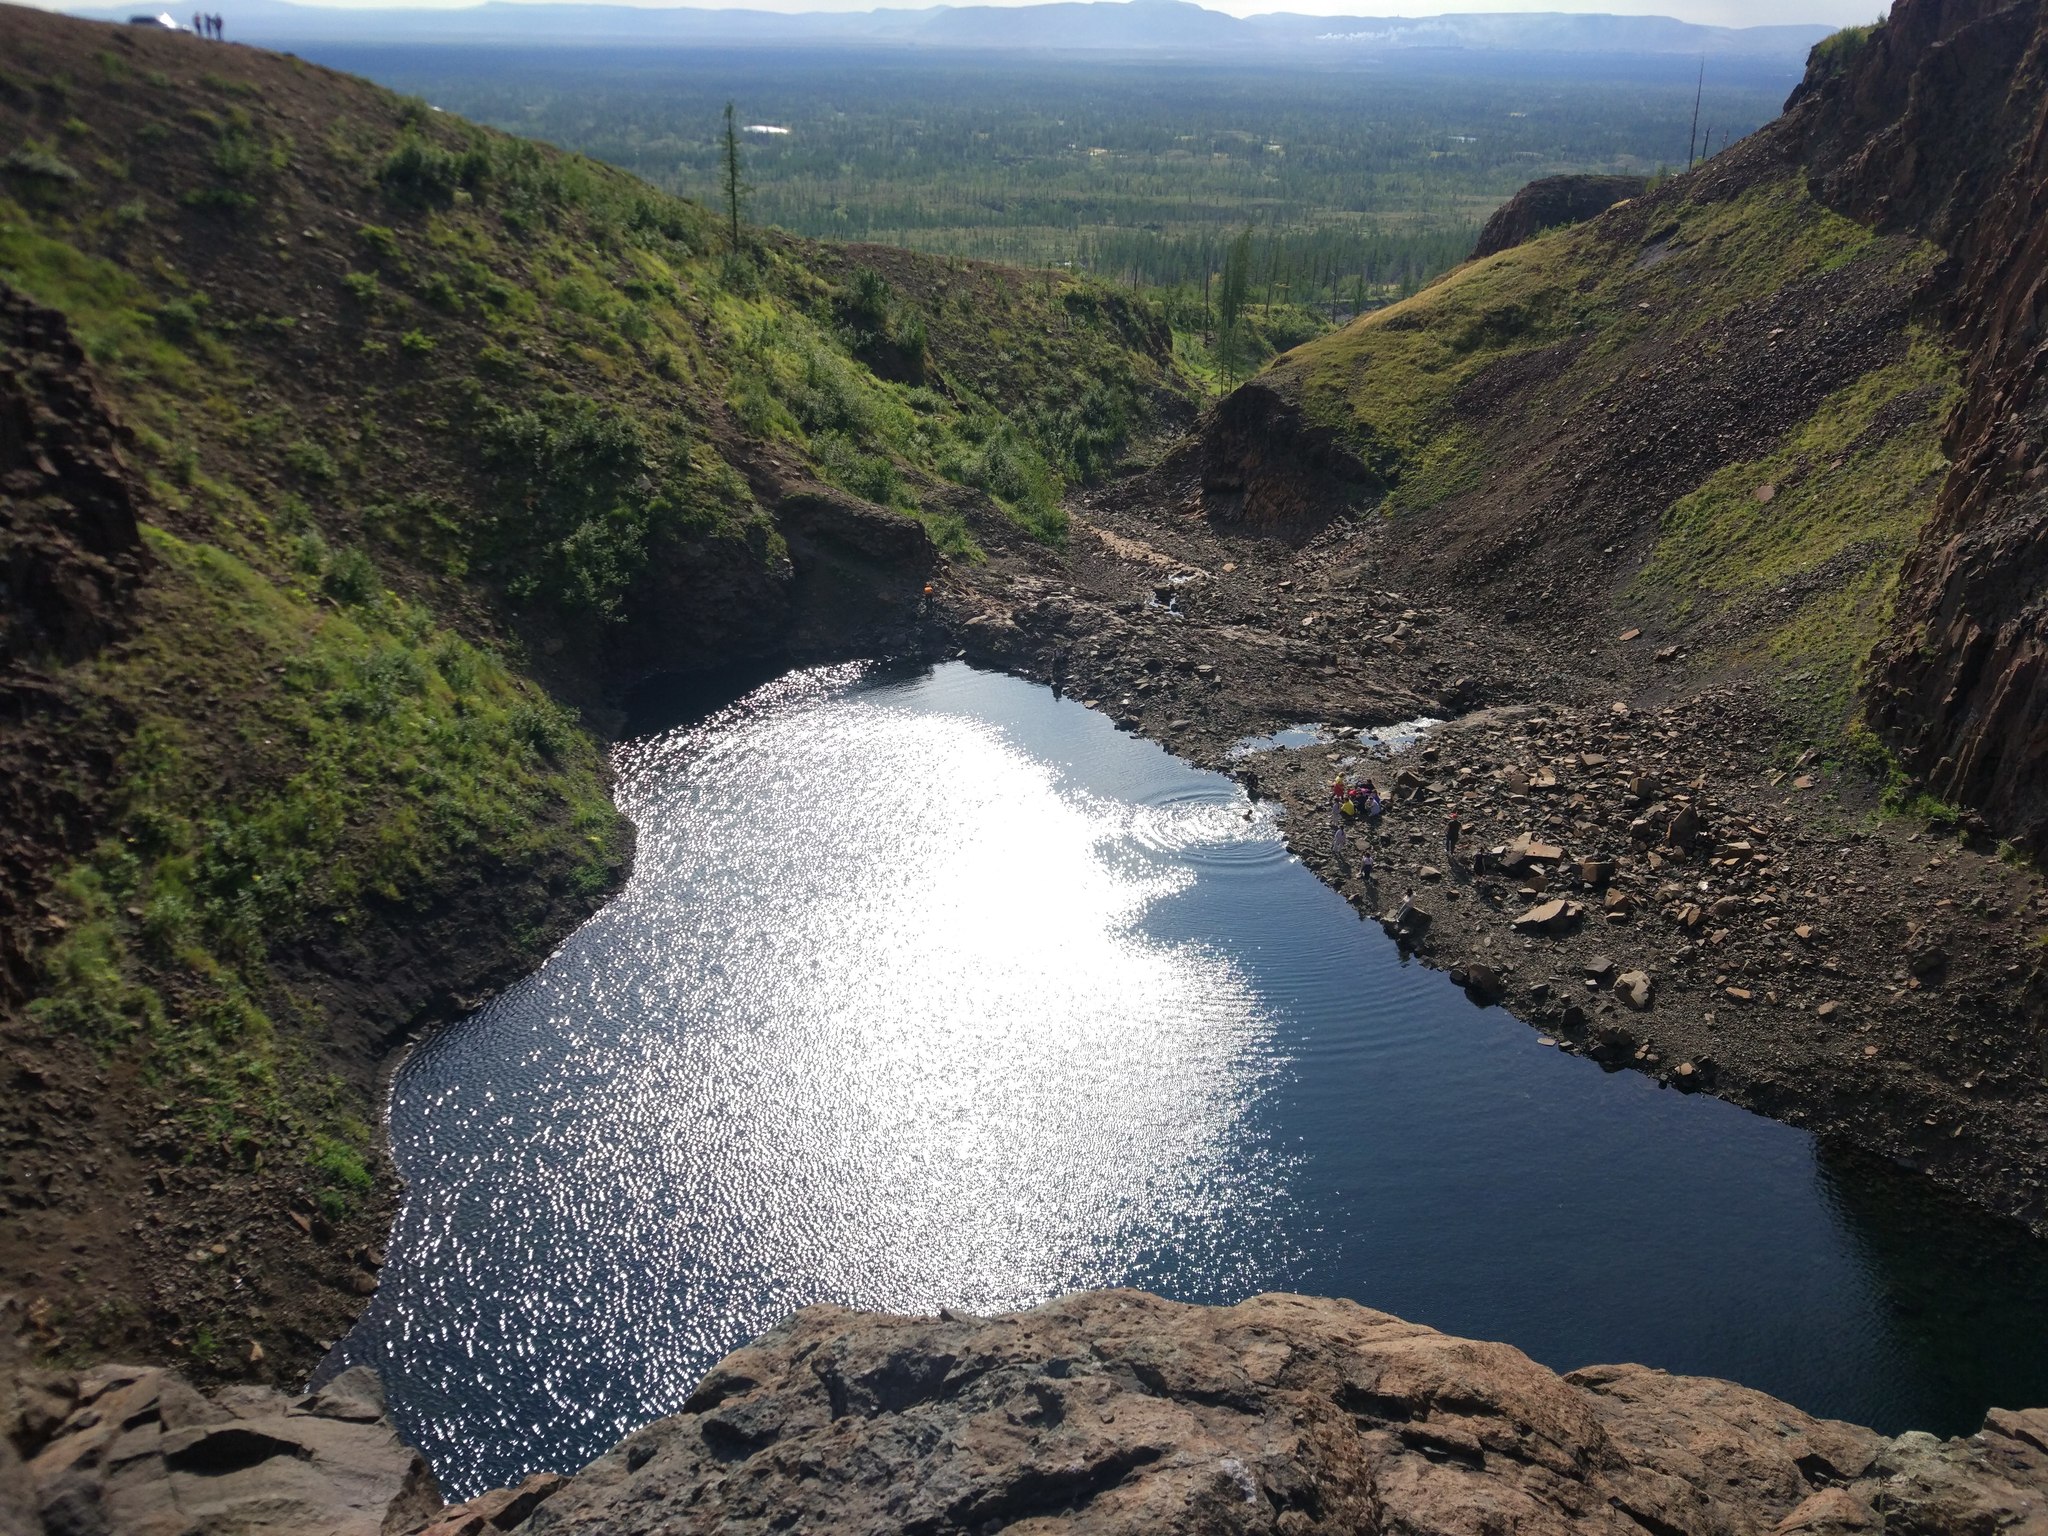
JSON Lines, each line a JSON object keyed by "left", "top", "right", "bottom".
{"left": 449, "top": 1290, "right": 2047, "bottom": 1535}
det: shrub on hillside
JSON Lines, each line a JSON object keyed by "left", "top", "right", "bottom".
{"left": 378, "top": 133, "right": 489, "bottom": 208}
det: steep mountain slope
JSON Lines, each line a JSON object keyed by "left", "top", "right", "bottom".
{"left": 0, "top": 5, "right": 1193, "bottom": 1379}
{"left": 1203, "top": 123, "right": 1956, "bottom": 739}
{"left": 1201, "top": 0, "right": 2048, "bottom": 855}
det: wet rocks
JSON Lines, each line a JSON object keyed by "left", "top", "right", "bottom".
{"left": 1462, "top": 961, "right": 1506, "bottom": 1000}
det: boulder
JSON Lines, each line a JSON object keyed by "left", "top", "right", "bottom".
{"left": 1615, "top": 970, "right": 1654, "bottom": 1009}
{"left": 1512, "top": 899, "right": 1579, "bottom": 935}
{"left": 11, "top": 1364, "right": 438, "bottom": 1536}
{"left": 1665, "top": 805, "right": 1703, "bottom": 849}
{"left": 1907, "top": 941, "right": 1949, "bottom": 977}
{"left": 1464, "top": 962, "right": 1506, "bottom": 1000}
{"left": 1471, "top": 173, "right": 1649, "bottom": 258}
{"left": 1501, "top": 833, "right": 1565, "bottom": 872}
{"left": 426, "top": 1471, "right": 568, "bottom": 1533}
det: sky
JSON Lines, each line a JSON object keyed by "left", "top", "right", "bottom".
{"left": 40, "top": 0, "right": 1873, "bottom": 34}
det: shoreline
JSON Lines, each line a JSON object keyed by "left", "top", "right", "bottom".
{"left": 939, "top": 474, "right": 2048, "bottom": 1244}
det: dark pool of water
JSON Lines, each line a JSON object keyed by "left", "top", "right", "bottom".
{"left": 329, "top": 662, "right": 2048, "bottom": 1497}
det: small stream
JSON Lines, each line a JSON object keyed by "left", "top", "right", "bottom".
{"left": 329, "top": 661, "right": 2048, "bottom": 1498}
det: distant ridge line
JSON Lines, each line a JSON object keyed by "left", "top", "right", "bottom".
{"left": 60, "top": 0, "right": 1836, "bottom": 58}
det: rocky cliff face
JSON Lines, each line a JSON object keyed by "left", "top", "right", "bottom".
{"left": 1469, "top": 174, "right": 1650, "bottom": 259}
{"left": 1798, "top": 0, "right": 2048, "bottom": 854}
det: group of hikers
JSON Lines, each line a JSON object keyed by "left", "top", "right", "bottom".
{"left": 191, "top": 12, "right": 225, "bottom": 38}
{"left": 1329, "top": 770, "right": 1464, "bottom": 884}
{"left": 1327, "top": 773, "right": 1387, "bottom": 873}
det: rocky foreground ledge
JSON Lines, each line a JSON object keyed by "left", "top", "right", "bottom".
{"left": 10, "top": 1291, "right": 2048, "bottom": 1536}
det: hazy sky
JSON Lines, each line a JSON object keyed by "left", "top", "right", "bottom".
{"left": 47, "top": 0, "right": 1872, "bottom": 32}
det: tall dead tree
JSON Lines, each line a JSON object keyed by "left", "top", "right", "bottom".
{"left": 1687, "top": 58, "right": 1705, "bottom": 169}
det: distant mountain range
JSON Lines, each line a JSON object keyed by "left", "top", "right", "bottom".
{"left": 65, "top": 0, "right": 1836, "bottom": 58}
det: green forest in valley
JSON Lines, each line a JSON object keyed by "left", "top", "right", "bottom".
{"left": 295, "top": 44, "right": 1797, "bottom": 377}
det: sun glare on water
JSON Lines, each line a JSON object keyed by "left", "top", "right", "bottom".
{"left": 357, "top": 665, "right": 1290, "bottom": 1492}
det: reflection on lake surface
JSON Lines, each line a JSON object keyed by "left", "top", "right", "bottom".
{"left": 331, "top": 661, "right": 2048, "bottom": 1498}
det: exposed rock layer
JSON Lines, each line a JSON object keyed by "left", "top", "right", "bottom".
{"left": 1469, "top": 174, "right": 1650, "bottom": 259}
{"left": 1802, "top": 0, "right": 2048, "bottom": 855}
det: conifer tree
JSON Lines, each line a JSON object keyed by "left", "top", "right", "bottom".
{"left": 1215, "top": 227, "right": 1253, "bottom": 390}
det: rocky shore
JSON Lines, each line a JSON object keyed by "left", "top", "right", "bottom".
{"left": 942, "top": 455, "right": 2048, "bottom": 1240}
{"left": 11, "top": 1290, "right": 2048, "bottom": 1535}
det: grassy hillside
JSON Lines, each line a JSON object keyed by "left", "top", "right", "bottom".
{"left": 0, "top": 7, "right": 1193, "bottom": 1370}
{"left": 1236, "top": 129, "right": 1956, "bottom": 736}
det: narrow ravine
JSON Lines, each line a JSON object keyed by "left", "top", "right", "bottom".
{"left": 330, "top": 662, "right": 2048, "bottom": 1498}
